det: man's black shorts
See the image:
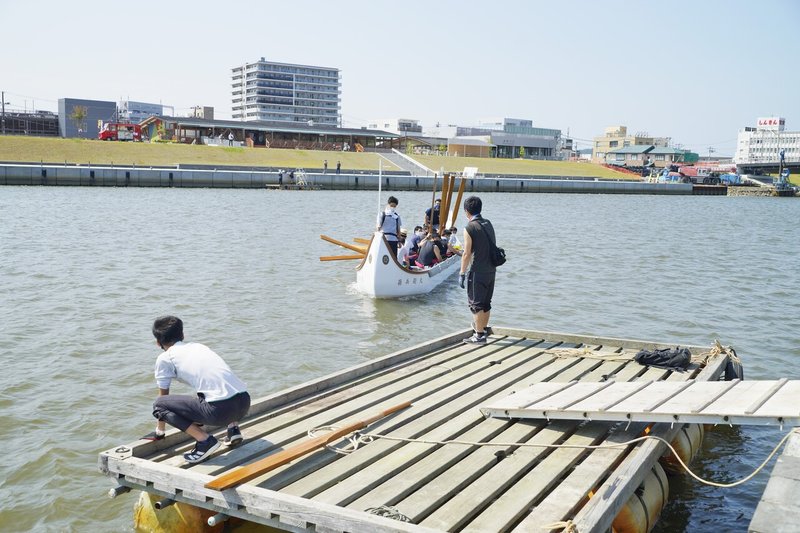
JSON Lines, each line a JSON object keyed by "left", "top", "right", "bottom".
{"left": 467, "top": 271, "right": 495, "bottom": 313}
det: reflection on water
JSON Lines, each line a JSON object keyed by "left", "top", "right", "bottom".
{"left": 0, "top": 187, "right": 798, "bottom": 532}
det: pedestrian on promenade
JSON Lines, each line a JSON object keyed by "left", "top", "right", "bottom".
{"left": 144, "top": 316, "right": 250, "bottom": 463}
{"left": 459, "top": 196, "right": 497, "bottom": 345}
{"left": 336, "top": 160, "right": 341, "bottom": 174}
{"left": 323, "top": 160, "right": 328, "bottom": 174}
{"left": 228, "top": 131, "right": 234, "bottom": 146}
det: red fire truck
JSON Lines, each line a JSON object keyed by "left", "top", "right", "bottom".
{"left": 98, "top": 122, "right": 142, "bottom": 141}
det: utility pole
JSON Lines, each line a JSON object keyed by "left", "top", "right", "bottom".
{"left": 1, "top": 91, "right": 5, "bottom": 135}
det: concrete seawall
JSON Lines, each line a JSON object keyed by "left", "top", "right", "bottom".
{"left": 0, "top": 163, "right": 694, "bottom": 195}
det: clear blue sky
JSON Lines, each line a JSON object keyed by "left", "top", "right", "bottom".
{"left": 2, "top": 0, "right": 798, "bottom": 155}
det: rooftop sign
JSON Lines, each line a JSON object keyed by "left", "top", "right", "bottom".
{"left": 757, "top": 117, "right": 785, "bottom": 131}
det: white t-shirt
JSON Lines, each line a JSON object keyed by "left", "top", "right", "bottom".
{"left": 154, "top": 341, "right": 247, "bottom": 402}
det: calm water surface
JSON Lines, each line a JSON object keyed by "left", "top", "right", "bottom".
{"left": 0, "top": 187, "right": 798, "bottom": 532}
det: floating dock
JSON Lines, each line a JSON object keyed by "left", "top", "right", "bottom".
{"left": 99, "top": 328, "right": 733, "bottom": 532}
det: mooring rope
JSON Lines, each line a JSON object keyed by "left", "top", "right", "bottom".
{"left": 308, "top": 426, "right": 799, "bottom": 489}
{"left": 541, "top": 520, "right": 578, "bottom": 533}
{"left": 548, "top": 347, "right": 634, "bottom": 363}
{"left": 691, "top": 339, "right": 741, "bottom": 366}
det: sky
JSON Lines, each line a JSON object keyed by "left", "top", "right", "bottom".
{"left": 1, "top": 0, "right": 798, "bottom": 156}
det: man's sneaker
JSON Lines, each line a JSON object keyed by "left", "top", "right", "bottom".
{"left": 184, "top": 435, "right": 221, "bottom": 464}
{"left": 463, "top": 332, "right": 487, "bottom": 345}
{"left": 224, "top": 426, "right": 243, "bottom": 447}
{"left": 141, "top": 431, "right": 165, "bottom": 441}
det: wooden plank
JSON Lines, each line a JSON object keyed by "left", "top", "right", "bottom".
{"left": 701, "top": 380, "right": 780, "bottom": 417}
{"left": 510, "top": 423, "right": 647, "bottom": 531}
{"left": 746, "top": 378, "right": 789, "bottom": 414}
{"left": 172, "top": 336, "right": 530, "bottom": 474}
{"left": 280, "top": 342, "right": 576, "bottom": 499}
{"left": 454, "top": 423, "right": 611, "bottom": 533}
{"left": 491, "top": 327, "right": 708, "bottom": 352}
{"left": 205, "top": 402, "right": 412, "bottom": 491}
{"left": 104, "top": 456, "right": 441, "bottom": 533}
{"left": 335, "top": 352, "right": 620, "bottom": 512}
{"left": 416, "top": 363, "right": 667, "bottom": 531}
{"left": 752, "top": 381, "right": 800, "bottom": 418}
{"left": 569, "top": 351, "right": 730, "bottom": 533}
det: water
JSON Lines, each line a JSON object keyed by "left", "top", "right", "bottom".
{"left": 1, "top": 187, "right": 798, "bottom": 532}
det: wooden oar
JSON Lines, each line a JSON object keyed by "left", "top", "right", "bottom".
{"left": 449, "top": 177, "right": 467, "bottom": 229}
{"left": 439, "top": 173, "right": 451, "bottom": 232}
{"left": 353, "top": 237, "right": 371, "bottom": 245}
{"left": 319, "top": 254, "right": 365, "bottom": 261}
{"left": 205, "top": 401, "right": 413, "bottom": 491}
{"left": 428, "top": 172, "right": 438, "bottom": 234}
{"left": 320, "top": 234, "right": 367, "bottom": 254}
{"left": 443, "top": 174, "right": 456, "bottom": 229}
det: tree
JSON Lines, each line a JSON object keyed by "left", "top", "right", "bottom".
{"left": 69, "top": 105, "right": 88, "bottom": 136}
{"left": 519, "top": 146, "right": 525, "bottom": 159}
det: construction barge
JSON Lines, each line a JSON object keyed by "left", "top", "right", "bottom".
{"left": 99, "top": 328, "right": 736, "bottom": 532}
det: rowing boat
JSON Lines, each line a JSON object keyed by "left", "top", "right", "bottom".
{"left": 355, "top": 231, "right": 461, "bottom": 298}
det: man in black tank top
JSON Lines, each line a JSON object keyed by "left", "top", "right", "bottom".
{"left": 459, "top": 196, "right": 496, "bottom": 344}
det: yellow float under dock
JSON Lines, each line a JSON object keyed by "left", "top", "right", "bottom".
{"left": 99, "top": 328, "right": 733, "bottom": 532}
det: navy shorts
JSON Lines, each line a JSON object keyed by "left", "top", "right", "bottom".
{"left": 467, "top": 271, "right": 495, "bottom": 313}
{"left": 153, "top": 391, "right": 250, "bottom": 432}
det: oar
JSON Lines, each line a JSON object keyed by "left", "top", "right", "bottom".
{"left": 443, "top": 174, "right": 456, "bottom": 229}
{"left": 320, "top": 235, "right": 367, "bottom": 254}
{"left": 449, "top": 177, "right": 467, "bottom": 229}
{"left": 353, "top": 237, "right": 371, "bottom": 245}
{"left": 319, "top": 254, "right": 365, "bottom": 261}
{"left": 204, "top": 401, "right": 413, "bottom": 491}
{"left": 428, "top": 172, "right": 438, "bottom": 234}
{"left": 439, "top": 173, "right": 451, "bottom": 232}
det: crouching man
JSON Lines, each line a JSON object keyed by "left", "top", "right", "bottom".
{"left": 145, "top": 315, "right": 250, "bottom": 464}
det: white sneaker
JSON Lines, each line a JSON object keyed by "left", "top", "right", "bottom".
{"left": 463, "top": 332, "right": 487, "bottom": 345}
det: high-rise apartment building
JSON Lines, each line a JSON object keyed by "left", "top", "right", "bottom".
{"left": 231, "top": 58, "right": 340, "bottom": 125}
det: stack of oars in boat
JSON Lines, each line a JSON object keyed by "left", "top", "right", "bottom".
{"left": 318, "top": 171, "right": 467, "bottom": 262}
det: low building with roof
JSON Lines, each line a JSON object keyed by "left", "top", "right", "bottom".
{"left": 138, "top": 115, "right": 397, "bottom": 151}
{"left": 605, "top": 145, "right": 698, "bottom": 168}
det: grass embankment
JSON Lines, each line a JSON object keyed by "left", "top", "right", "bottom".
{"left": 1, "top": 135, "right": 631, "bottom": 179}
{"left": 409, "top": 153, "right": 635, "bottom": 180}
{"left": 0, "top": 136, "right": 397, "bottom": 171}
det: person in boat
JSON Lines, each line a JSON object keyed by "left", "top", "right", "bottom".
{"left": 376, "top": 196, "right": 402, "bottom": 256}
{"left": 441, "top": 229, "right": 462, "bottom": 257}
{"left": 145, "top": 316, "right": 251, "bottom": 464}
{"left": 449, "top": 226, "right": 462, "bottom": 250}
{"left": 397, "top": 225, "right": 424, "bottom": 266}
{"left": 425, "top": 198, "right": 442, "bottom": 231}
{"left": 416, "top": 231, "right": 444, "bottom": 268}
{"left": 459, "top": 196, "right": 497, "bottom": 345}
{"left": 397, "top": 228, "right": 413, "bottom": 266}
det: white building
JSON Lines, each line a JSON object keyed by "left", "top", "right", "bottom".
{"left": 367, "top": 118, "right": 422, "bottom": 136}
{"left": 231, "top": 58, "right": 340, "bottom": 125}
{"left": 734, "top": 117, "right": 800, "bottom": 165}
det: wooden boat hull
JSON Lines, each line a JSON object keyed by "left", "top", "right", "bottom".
{"left": 355, "top": 232, "right": 460, "bottom": 298}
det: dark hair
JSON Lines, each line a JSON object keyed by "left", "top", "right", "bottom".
{"left": 388, "top": 196, "right": 399, "bottom": 205}
{"left": 450, "top": 226, "right": 457, "bottom": 232}
{"left": 152, "top": 316, "right": 184, "bottom": 348}
{"left": 464, "top": 196, "right": 482, "bottom": 215}
{"left": 414, "top": 225, "right": 422, "bottom": 232}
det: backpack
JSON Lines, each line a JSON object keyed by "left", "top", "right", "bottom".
{"left": 634, "top": 347, "right": 691, "bottom": 370}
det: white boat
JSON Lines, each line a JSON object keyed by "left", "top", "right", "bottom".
{"left": 355, "top": 231, "right": 461, "bottom": 298}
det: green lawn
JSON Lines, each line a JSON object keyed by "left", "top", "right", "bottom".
{"left": 408, "top": 154, "right": 636, "bottom": 180}
{"left": 1, "top": 136, "right": 636, "bottom": 180}
{"left": 0, "top": 136, "right": 399, "bottom": 171}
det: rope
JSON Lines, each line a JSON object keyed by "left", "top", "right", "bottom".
{"left": 692, "top": 339, "right": 741, "bottom": 366}
{"left": 548, "top": 348, "right": 633, "bottom": 363}
{"left": 305, "top": 427, "right": 798, "bottom": 489}
{"left": 542, "top": 520, "right": 578, "bottom": 533}
{"left": 365, "top": 505, "right": 412, "bottom": 522}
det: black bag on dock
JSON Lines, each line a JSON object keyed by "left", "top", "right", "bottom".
{"left": 634, "top": 347, "right": 691, "bottom": 370}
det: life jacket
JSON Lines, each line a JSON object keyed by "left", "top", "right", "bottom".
{"left": 379, "top": 211, "right": 400, "bottom": 240}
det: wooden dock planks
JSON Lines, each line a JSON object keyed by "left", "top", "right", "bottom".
{"left": 99, "top": 328, "right": 728, "bottom": 533}
{"left": 481, "top": 378, "right": 800, "bottom": 427}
